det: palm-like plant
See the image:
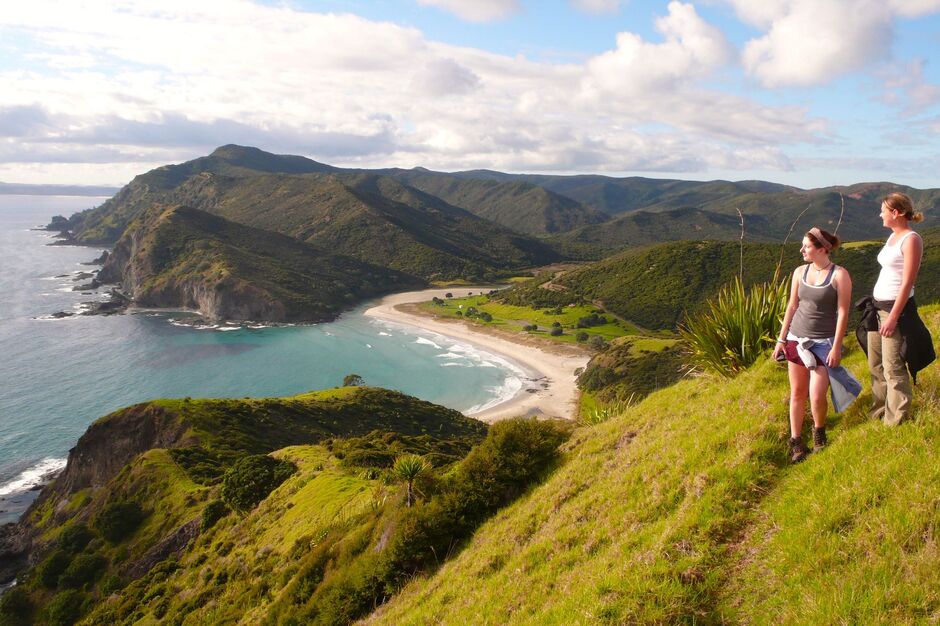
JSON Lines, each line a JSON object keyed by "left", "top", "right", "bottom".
{"left": 392, "top": 454, "right": 428, "bottom": 507}
{"left": 678, "top": 276, "right": 788, "bottom": 377}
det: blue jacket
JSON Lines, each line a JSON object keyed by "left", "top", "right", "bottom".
{"left": 800, "top": 338, "right": 863, "bottom": 413}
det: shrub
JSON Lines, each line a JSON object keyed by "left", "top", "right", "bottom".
{"left": 221, "top": 455, "right": 296, "bottom": 512}
{"left": 93, "top": 501, "right": 146, "bottom": 543}
{"left": 37, "top": 550, "right": 72, "bottom": 589}
{"left": 0, "top": 585, "right": 33, "bottom": 624}
{"left": 57, "top": 523, "right": 94, "bottom": 554}
{"left": 99, "top": 573, "right": 124, "bottom": 594}
{"left": 551, "top": 321, "right": 561, "bottom": 327}
{"left": 201, "top": 500, "right": 231, "bottom": 531}
{"left": 576, "top": 331, "right": 589, "bottom": 342}
{"left": 343, "top": 374, "right": 364, "bottom": 387}
{"left": 678, "top": 277, "right": 788, "bottom": 377}
{"left": 479, "top": 312, "right": 493, "bottom": 323}
{"left": 550, "top": 327, "right": 563, "bottom": 337}
{"left": 392, "top": 455, "right": 428, "bottom": 507}
{"left": 589, "top": 335, "right": 608, "bottom": 350}
{"left": 43, "top": 590, "right": 86, "bottom": 626}
{"left": 59, "top": 553, "right": 107, "bottom": 589}
{"left": 523, "top": 324, "right": 538, "bottom": 331}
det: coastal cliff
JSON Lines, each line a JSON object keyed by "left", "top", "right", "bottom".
{"left": 97, "top": 204, "right": 423, "bottom": 322}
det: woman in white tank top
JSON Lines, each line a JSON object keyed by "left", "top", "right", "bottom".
{"left": 867, "top": 192, "right": 924, "bottom": 425}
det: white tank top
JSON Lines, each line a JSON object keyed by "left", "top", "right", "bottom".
{"left": 872, "top": 231, "right": 919, "bottom": 301}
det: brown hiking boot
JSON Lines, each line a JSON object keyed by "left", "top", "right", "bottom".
{"left": 812, "top": 426, "right": 827, "bottom": 452}
{"left": 788, "top": 436, "right": 809, "bottom": 463}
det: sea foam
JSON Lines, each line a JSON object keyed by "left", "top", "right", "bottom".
{"left": 0, "top": 457, "right": 66, "bottom": 497}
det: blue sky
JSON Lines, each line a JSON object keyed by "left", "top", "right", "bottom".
{"left": 1, "top": 0, "right": 940, "bottom": 189}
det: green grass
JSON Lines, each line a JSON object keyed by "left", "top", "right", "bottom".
{"left": 417, "top": 295, "right": 639, "bottom": 344}
{"left": 368, "top": 305, "right": 940, "bottom": 624}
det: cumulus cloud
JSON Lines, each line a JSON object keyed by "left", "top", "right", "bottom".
{"left": 416, "top": 0, "right": 520, "bottom": 22}
{"left": 880, "top": 59, "right": 940, "bottom": 114}
{"left": 724, "top": 0, "right": 940, "bottom": 87}
{"left": 409, "top": 58, "right": 481, "bottom": 97}
{"left": 585, "top": 2, "right": 733, "bottom": 94}
{"left": 0, "top": 0, "right": 826, "bottom": 184}
{"left": 569, "top": 0, "right": 622, "bottom": 15}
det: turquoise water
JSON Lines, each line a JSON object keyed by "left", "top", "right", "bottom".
{"left": 0, "top": 196, "right": 522, "bottom": 523}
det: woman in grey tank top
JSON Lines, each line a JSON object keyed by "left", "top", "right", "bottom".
{"left": 772, "top": 228, "right": 854, "bottom": 462}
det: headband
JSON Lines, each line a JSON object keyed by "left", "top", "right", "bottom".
{"left": 808, "top": 227, "right": 832, "bottom": 252}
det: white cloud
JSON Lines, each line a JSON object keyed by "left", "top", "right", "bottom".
{"left": 739, "top": 0, "right": 891, "bottom": 87}
{"left": 725, "top": 0, "right": 940, "bottom": 87}
{"left": 585, "top": 2, "right": 733, "bottom": 93}
{"left": 416, "top": 0, "right": 520, "bottom": 22}
{"left": 570, "top": 0, "right": 622, "bottom": 15}
{"left": 888, "top": 0, "right": 940, "bottom": 17}
{"left": 0, "top": 0, "right": 826, "bottom": 184}
{"left": 880, "top": 59, "right": 940, "bottom": 113}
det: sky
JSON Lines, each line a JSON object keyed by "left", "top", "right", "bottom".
{"left": 2, "top": 0, "right": 940, "bottom": 189}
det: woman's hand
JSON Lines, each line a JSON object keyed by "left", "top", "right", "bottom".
{"left": 772, "top": 342, "right": 784, "bottom": 361}
{"left": 827, "top": 344, "right": 842, "bottom": 368}
{"left": 880, "top": 315, "right": 898, "bottom": 337}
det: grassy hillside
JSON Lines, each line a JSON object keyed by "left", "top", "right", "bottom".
{"left": 376, "top": 169, "right": 609, "bottom": 235}
{"left": 99, "top": 205, "right": 422, "bottom": 322}
{"left": 2, "top": 387, "right": 491, "bottom": 626}
{"left": 550, "top": 206, "right": 775, "bottom": 259}
{"left": 366, "top": 305, "right": 940, "bottom": 625}
{"left": 63, "top": 145, "right": 336, "bottom": 243}
{"left": 65, "top": 146, "right": 561, "bottom": 281}
{"left": 515, "top": 228, "right": 940, "bottom": 330}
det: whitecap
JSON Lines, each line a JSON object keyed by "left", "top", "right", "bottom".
{"left": 465, "top": 374, "right": 526, "bottom": 414}
{"left": 436, "top": 352, "right": 464, "bottom": 360}
{"left": 216, "top": 326, "right": 241, "bottom": 332}
{"left": 414, "top": 337, "right": 442, "bottom": 349}
{"left": 378, "top": 332, "right": 392, "bottom": 337}
{"left": 0, "top": 458, "right": 67, "bottom": 497}
{"left": 365, "top": 343, "right": 372, "bottom": 348}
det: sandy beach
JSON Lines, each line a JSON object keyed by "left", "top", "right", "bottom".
{"left": 364, "top": 288, "right": 590, "bottom": 422}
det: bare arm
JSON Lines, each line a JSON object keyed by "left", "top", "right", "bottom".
{"left": 881, "top": 233, "right": 923, "bottom": 337}
{"left": 772, "top": 267, "right": 802, "bottom": 360}
{"left": 828, "top": 267, "right": 852, "bottom": 367}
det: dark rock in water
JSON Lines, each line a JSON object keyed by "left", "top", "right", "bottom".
{"left": 82, "top": 250, "right": 109, "bottom": 265}
{"left": 80, "top": 289, "right": 130, "bottom": 316}
{"left": 54, "top": 274, "right": 69, "bottom": 278}
{"left": 0, "top": 523, "right": 29, "bottom": 585}
{"left": 45, "top": 215, "right": 70, "bottom": 232}
{"left": 50, "top": 311, "right": 74, "bottom": 319}
{"left": 72, "top": 279, "right": 101, "bottom": 291}
{"left": 73, "top": 272, "right": 95, "bottom": 281}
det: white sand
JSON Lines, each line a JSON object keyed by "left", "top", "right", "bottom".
{"left": 364, "top": 288, "right": 590, "bottom": 422}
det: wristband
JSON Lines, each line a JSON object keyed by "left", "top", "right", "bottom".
{"left": 776, "top": 339, "right": 786, "bottom": 344}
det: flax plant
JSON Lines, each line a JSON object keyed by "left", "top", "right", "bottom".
{"left": 678, "top": 276, "right": 788, "bottom": 377}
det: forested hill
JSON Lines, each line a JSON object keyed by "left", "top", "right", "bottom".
{"left": 98, "top": 204, "right": 422, "bottom": 322}
{"left": 371, "top": 168, "right": 610, "bottom": 236}
{"left": 500, "top": 227, "right": 940, "bottom": 330}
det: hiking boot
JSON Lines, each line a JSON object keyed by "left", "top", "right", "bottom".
{"left": 812, "top": 426, "right": 827, "bottom": 452}
{"left": 788, "top": 436, "right": 809, "bottom": 464}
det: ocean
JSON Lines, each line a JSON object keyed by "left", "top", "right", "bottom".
{"left": 0, "top": 196, "right": 524, "bottom": 524}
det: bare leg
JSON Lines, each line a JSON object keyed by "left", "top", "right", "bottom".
{"left": 808, "top": 365, "right": 830, "bottom": 428}
{"left": 788, "top": 361, "right": 809, "bottom": 438}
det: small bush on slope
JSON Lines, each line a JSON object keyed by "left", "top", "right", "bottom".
{"left": 221, "top": 454, "right": 296, "bottom": 512}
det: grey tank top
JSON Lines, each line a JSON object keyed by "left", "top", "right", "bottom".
{"left": 789, "top": 264, "right": 838, "bottom": 338}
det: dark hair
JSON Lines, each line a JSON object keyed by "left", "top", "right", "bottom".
{"left": 883, "top": 192, "right": 924, "bottom": 223}
{"left": 805, "top": 227, "right": 841, "bottom": 251}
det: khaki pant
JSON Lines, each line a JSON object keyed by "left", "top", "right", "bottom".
{"left": 868, "top": 310, "right": 913, "bottom": 425}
